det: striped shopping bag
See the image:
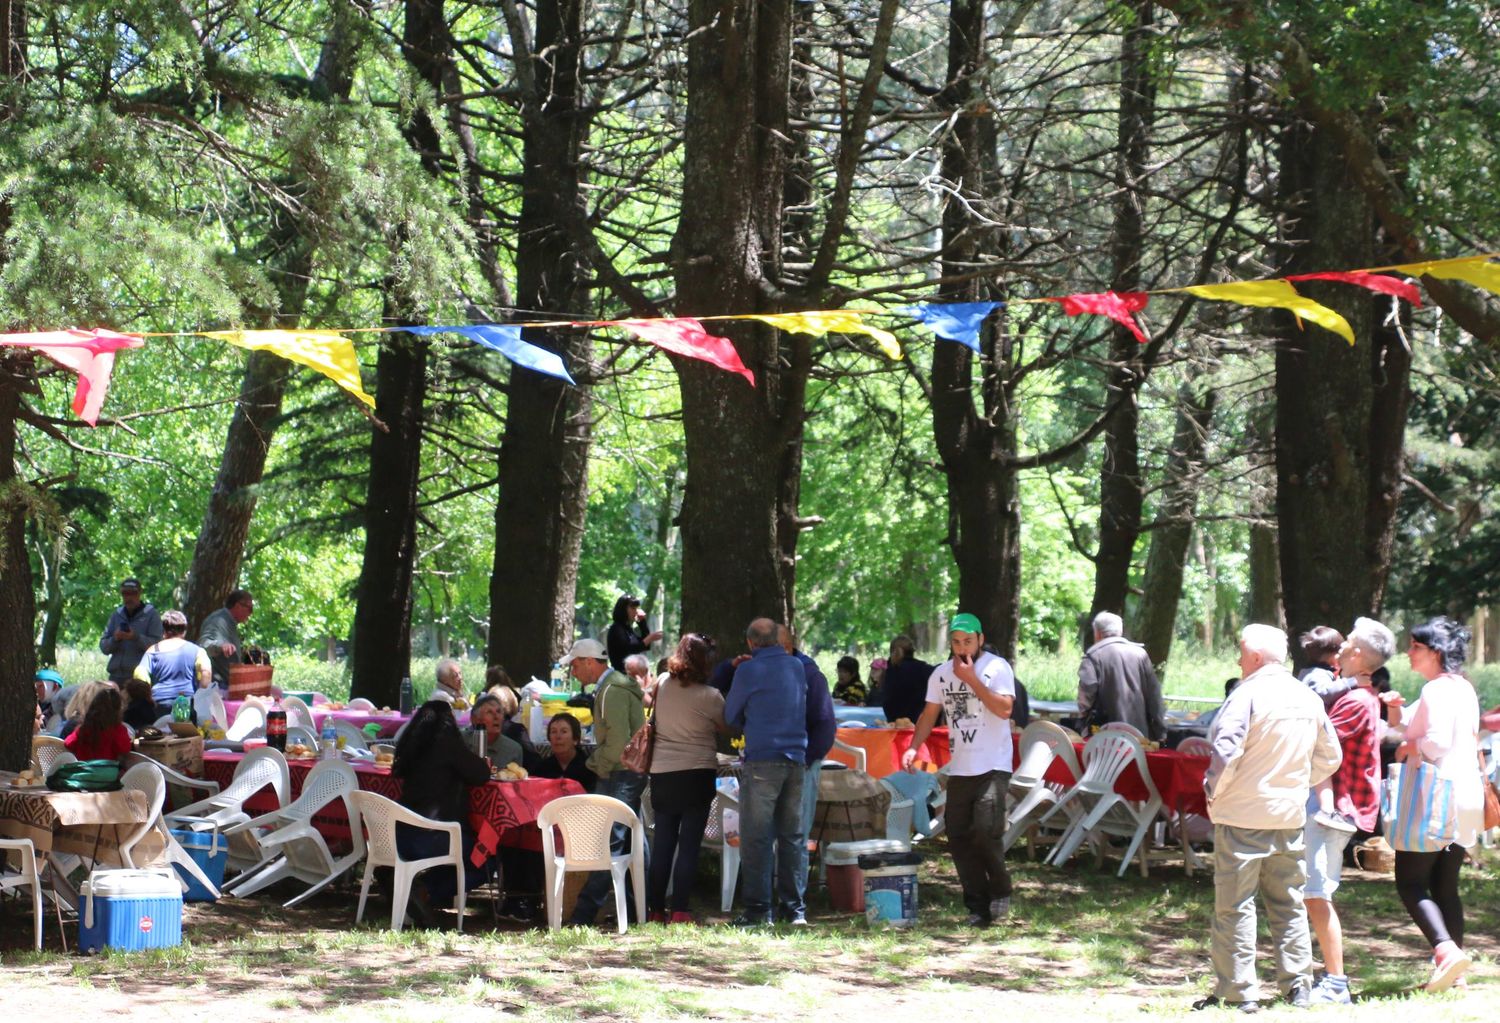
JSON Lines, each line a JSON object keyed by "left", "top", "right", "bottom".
{"left": 1382, "top": 762, "right": 1457, "bottom": 852}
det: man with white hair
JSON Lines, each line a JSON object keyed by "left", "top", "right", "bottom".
{"left": 1077, "top": 610, "right": 1166, "bottom": 741}
{"left": 1195, "top": 624, "right": 1342, "bottom": 1013}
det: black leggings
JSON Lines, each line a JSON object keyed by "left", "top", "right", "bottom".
{"left": 648, "top": 769, "right": 716, "bottom": 913}
{"left": 1394, "top": 844, "right": 1466, "bottom": 948}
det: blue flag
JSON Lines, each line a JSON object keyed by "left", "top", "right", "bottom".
{"left": 899, "top": 302, "right": 1003, "bottom": 352}
{"left": 400, "top": 325, "right": 576, "bottom": 384}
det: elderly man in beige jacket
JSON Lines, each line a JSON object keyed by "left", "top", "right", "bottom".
{"left": 1195, "top": 624, "right": 1342, "bottom": 1014}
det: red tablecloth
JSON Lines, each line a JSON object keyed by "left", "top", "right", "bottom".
{"left": 825, "top": 727, "right": 950, "bottom": 778}
{"left": 202, "top": 750, "right": 580, "bottom": 854}
{"left": 223, "top": 701, "right": 474, "bottom": 738}
{"left": 1023, "top": 738, "right": 1208, "bottom": 816}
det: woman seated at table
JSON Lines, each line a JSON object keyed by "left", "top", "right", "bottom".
{"left": 470, "top": 693, "right": 527, "bottom": 770}
{"left": 532, "top": 712, "right": 597, "bottom": 790}
{"left": 832, "top": 656, "right": 868, "bottom": 705}
{"left": 483, "top": 680, "right": 531, "bottom": 747}
{"left": 392, "top": 699, "right": 496, "bottom": 922}
{"left": 57, "top": 679, "right": 108, "bottom": 741}
{"left": 64, "top": 684, "right": 132, "bottom": 762}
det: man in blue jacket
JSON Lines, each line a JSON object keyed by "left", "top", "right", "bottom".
{"left": 725, "top": 617, "right": 808, "bottom": 926}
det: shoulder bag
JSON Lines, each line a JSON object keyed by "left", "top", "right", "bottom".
{"left": 619, "top": 679, "right": 658, "bottom": 775}
{"left": 1480, "top": 747, "right": 1500, "bottom": 832}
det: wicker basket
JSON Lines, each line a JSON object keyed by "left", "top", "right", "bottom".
{"left": 1352, "top": 836, "right": 1394, "bottom": 874}
{"left": 227, "top": 663, "right": 275, "bottom": 699}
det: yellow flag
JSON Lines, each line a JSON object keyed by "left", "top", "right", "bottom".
{"left": 1183, "top": 280, "right": 1354, "bottom": 345}
{"left": 1392, "top": 256, "right": 1500, "bottom": 297}
{"left": 747, "top": 310, "right": 903, "bottom": 360}
{"left": 203, "top": 330, "right": 376, "bottom": 406}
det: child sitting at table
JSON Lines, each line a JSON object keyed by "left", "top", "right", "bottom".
{"left": 64, "top": 684, "right": 132, "bottom": 762}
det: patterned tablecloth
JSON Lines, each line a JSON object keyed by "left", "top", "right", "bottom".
{"left": 824, "top": 727, "right": 951, "bottom": 778}
{"left": 202, "top": 751, "right": 581, "bottom": 855}
{"left": 0, "top": 784, "right": 163, "bottom": 864}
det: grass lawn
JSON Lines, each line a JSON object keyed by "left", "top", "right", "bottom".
{"left": 3, "top": 839, "right": 1495, "bottom": 1021}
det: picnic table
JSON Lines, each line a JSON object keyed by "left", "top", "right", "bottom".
{"left": 201, "top": 750, "right": 581, "bottom": 854}
{"left": 1018, "top": 736, "right": 1209, "bottom": 816}
{"left": 824, "top": 726, "right": 950, "bottom": 778}
{"left": 224, "top": 700, "right": 440, "bottom": 739}
{"left": 833, "top": 706, "right": 888, "bottom": 727}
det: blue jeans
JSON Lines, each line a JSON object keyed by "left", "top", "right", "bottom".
{"left": 792, "top": 761, "right": 821, "bottom": 906}
{"left": 739, "top": 758, "right": 805, "bottom": 921}
{"left": 568, "top": 768, "right": 648, "bottom": 925}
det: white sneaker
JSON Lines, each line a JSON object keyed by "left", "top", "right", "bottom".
{"left": 1313, "top": 809, "right": 1357, "bottom": 834}
{"left": 989, "top": 897, "right": 1010, "bottom": 920}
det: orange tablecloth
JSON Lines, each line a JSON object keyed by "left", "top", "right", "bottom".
{"left": 825, "top": 727, "right": 950, "bottom": 777}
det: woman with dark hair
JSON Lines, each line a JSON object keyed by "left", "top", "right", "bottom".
{"left": 606, "top": 594, "right": 663, "bottom": 672}
{"left": 646, "top": 634, "right": 728, "bottom": 923}
{"left": 63, "top": 685, "right": 131, "bottom": 762}
{"left": 1385, "top": 616, "right": 1482, "bottom": 992}
{"left": 832, "top": 656, "right": 868, "bottom": 705}
{"left": 392, "top": 699, "right": 494, "bottom": 923}
{"left": 532, "top": 712, "right": 596, "bottom": 789}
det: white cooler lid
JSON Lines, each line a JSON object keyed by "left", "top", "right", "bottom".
{"left": 822, "top": 839, "right": 909, "bottom": 866}
{"left": 82, "top": 869, "right": 183, "bottom": 899}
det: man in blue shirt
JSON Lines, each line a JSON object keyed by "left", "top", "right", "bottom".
{"left": 724, "top": 617, "right": 808, "bottom": 925}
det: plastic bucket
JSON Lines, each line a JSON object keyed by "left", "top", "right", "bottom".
{"left": 859, "top": 851, "right": 921, "bottom": 928}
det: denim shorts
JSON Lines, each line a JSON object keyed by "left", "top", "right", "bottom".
{"left": 1304, "top": 817, "right": 1354, "bottom": 899}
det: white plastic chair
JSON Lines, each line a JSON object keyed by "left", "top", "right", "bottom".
{"left": 167, "top": 747, "right": 290, "bottom": 875}
{"left": 347, "top": 697, "right": 377, "bottom": 712}
{"left": 1044, "top": 731, "right": 1163, "bottom": 877}
{"left": 223, "top": 759, "right": 365, "bottom": 906}
{"left": 193, "top": 688, "right": 229, "bottom": 732}
{"left": 698, "top": 789, "right": 741, "bottom": 912}
{"left": 537, "top": 794, "right": 646, "bottom": 933}
{"left": 330, "top": 719, "right": 370, "bottom": 751}
{"left": 882, "top": 770, "right": 943, "bottom": 839}
{"left": 879, "top": 779, "right": 916, "bottom": 842}
{"left": 31, "top": 735, "right": 70, "bottom": 777}
{"left": 226, "top": 702, "right": 266, "bottom": 742}
{"left": 351, "top": 791, "right": 466, "bottom": 932}
{"left": 1100, "top": 721, "right": 1147, "bottom": 742}
{"left": 826, "top": 737, "right": 868, "bottom": 773}
{"left": 118, "top": 762, "right": 168, "bottom": 868}
{"left": 286, "top": 726, "right": 320, "bottom": 748}
{"left": 0, "top": 837, "right": 44, "bottom": 950}
{"left": 279, "top": 696, "right": 317, "bottom": 734}
{"left": 1003, "top": 720, "right": 1086, "bottom": 854}
{"left": 1176, "top": 736, "right": 1212, "bottom": 757}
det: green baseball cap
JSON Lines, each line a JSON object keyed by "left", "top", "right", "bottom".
{"left": 949, "top": 613, "right": 983, "bottom": 635}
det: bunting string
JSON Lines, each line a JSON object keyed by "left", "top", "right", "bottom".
{"left": 3, "top": 254, "right": 1497, "bottom": 423}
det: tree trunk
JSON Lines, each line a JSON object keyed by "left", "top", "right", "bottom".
{"left": 31, "top": 531, "right": 62, "bottom": 666}
{"left": 1246, "top": 404, "right": 1284, "bottom": 628}
{"left": 1089, "top": 1, "right": 1158, "bottom": 629}
{"left": 1274, "top": 115, "right": 1411, "bottom": 649}
{"left": 672, "top": 0, "right": 799, "bottom": 654}
{"left": 182, "top": 12, "right": 363, "bottom": 636}
{"left": 489, "top": 0, "right": 594, "bottom": 678}
{"left": 1131, "top": 382, "right": 1215, "bottom": 670}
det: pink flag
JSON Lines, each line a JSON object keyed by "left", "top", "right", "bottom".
{"left": 1286, "top": 271, "right": 1422, "bottom": 307}
{"left": 0, "top": 328, "right": 143, "bottom": 424}
{"left": 617, "top": 318, "right": 756, "bottom": 386}
{"left": 1050, "top": 291, "right": 1150, "bottom": 344}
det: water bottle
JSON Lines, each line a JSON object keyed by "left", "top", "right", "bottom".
{"left": 549, "top": 662, "right": 565, "bottom": 691}
{"left": 399, "top": 675, "right": 413, "bottom": 714}
{"left": 528, "top": 698, "right": 547, "bottom": 744}
{"left": 320, "top": 719, "right": 337, "bottom": 760}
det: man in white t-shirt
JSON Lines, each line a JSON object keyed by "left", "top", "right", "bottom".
{"left": 902, "top": 613, "right": 1017, "bottom": 927}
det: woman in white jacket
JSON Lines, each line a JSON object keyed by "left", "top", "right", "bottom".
{"left": 1388, "top": 616, "right": 1482, "bottom": 992}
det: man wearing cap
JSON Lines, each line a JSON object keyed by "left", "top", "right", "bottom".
{"left": 562, "top": 637, "right": 647, "bottom": 927}
{"left": 100, "top": 578, "right": 164, "bottom": 685}
{"left": 199, "top": 588, "right": 254, "bottom": 690}
{"left": 903, "top": 613, "right": 1017, "bottom": 927}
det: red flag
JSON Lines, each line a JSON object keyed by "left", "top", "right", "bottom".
{"left": 0, "top": 328, "right": 143, "bottom": 424}
{"left": 617, "top": 318, "right": 756, "bottom": 386}
{"left": 1286, "top": 271, "right": 1422, "bottom": 307}
{"left": 1051, "top": 291, "right": 1150, "bottom": 344}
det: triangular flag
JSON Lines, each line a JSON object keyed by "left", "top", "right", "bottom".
{"left": 201, "top": 329, "right": 375, "bottom": 406}
{"left": 1392, "top": 256, "right": 1500, "bottom": 299}
{"left": 0, "top": 328, "right": 143, "bottom": 424}
{"left": 1183, "top": 280, "right": 1354, "bottom": 345}
{"left": 898, "top": 302, "right": 1002, "bottom": 352}
{"left": 1049, "top": 291, "right": 1150, "bottom": 344}
{"left": 400, "top": 325, "right": 575, "bottom": 385}
{"left": 616, "top": 318, "right": 756, "bottom": 386}
{"left": 746, "top": 310, "right": 902, "bottom": 360}
{"left": 1286, "top": 271, "right": 1422, "bottom": 307}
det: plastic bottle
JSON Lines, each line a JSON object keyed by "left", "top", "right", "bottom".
{"left": 528, "top": 697, "right": 547, "bottom": 744}
{"left": 320, "top": 719, "right": 338, "bottom": 760}
{"left": 266, "top": 709, "right": 288, "bottom": 752}
{"left": 549, "top": 662, "right": 565, "bottom": 691}
{"left": 399, "top": 675, "right": 413, "bottom": 715}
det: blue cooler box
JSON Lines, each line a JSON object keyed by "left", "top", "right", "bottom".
{"left": 79, "top": 870, "right": 183, "bottom": 953}
{"left": 169, "top": 828, "right": 226, "bottom": 901}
